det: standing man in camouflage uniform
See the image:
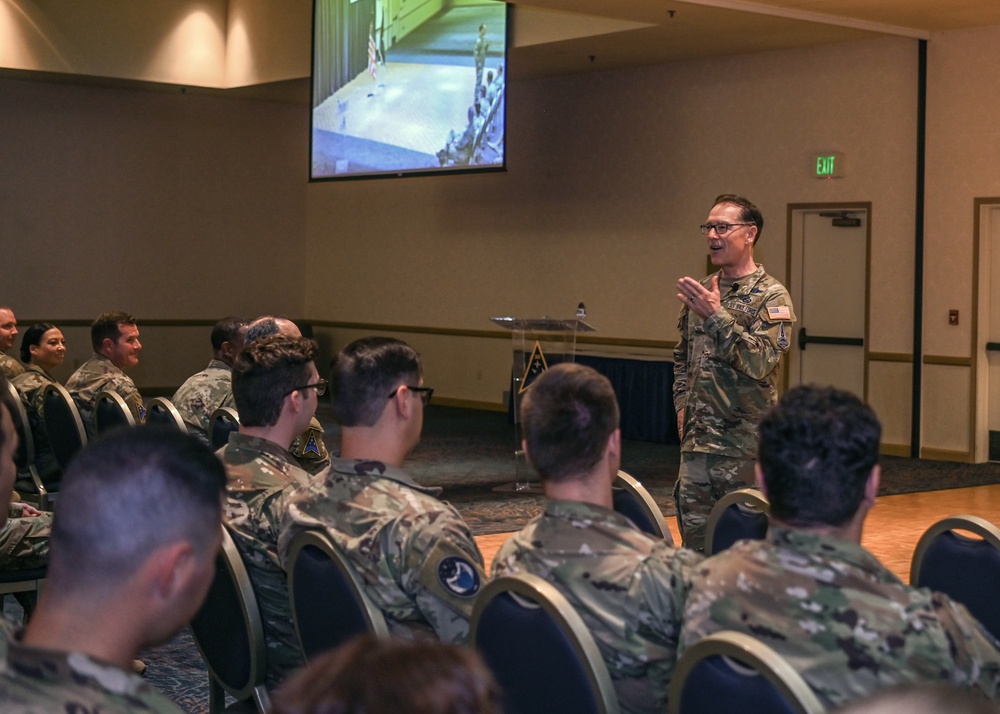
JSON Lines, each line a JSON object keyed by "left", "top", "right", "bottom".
{"left": 66, "top": 310, "right": 144, "bottom": 439}
{"left": 280, "top": 337, "right": 485, "bottom": 644}
{"left": 171, "top": 316, "right": 248, "bottom": 444}
{"left": 220, "top": 333, "right": 320, "bottom": 688}
{"left": 0, "top": 426, "right": 225, "bottom": 713}
{"left": 493, "top": 363, "right": 702, "bottom": 714}
{"left": 0, "top": 307, "right": 24, "bottom": 380}
{"left": 673, "top": 194, "right": 795, "bottom": 552}
{"left": 680, "top": 385, "right": 1000, "bottom": 708}
{"left": 245, "top": 316, "right": 330, "bottom": 474}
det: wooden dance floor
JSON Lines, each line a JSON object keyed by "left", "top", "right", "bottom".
{"left": 474, "top": 483, "right": 1000, "bottom": 581}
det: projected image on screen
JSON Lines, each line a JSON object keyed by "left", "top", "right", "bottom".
{"left": 311, "top": 0, "right": 507, "bottom": 180}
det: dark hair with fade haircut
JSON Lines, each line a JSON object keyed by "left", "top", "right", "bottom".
{"left": 520, "top": 363, "right": 620, "bottom": 483}
{"left": 90, "top": 310, "right": 136, "bottom": 351}
{"left": 211, "top": 316, "right": 248, "bottom": 351}
{"left": 19, "top": 322, "right": 57, "bottom": 364}
{"left": 48, "top": 426, "right": 225, "bottom": 593}
{"left": 232, "top": 334, "right": 318, "bottom": 427}
{"left": 714, "top": 193, "right": 764, "bottom": 243}
{"left": 333, "top": 337, "right": 421, "bottom": 427}
{"left": 758, "top": 384, "right": 881, "bottom": 528}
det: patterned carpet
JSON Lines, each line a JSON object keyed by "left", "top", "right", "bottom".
{"left": 137, "top": 402, "right": 1000, "bottom": 712}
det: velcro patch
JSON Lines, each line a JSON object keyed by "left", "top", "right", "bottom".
{"left": 767, "top": 305, "right": 792, "bottom": 321}
{"left": 438, "top": 556, "right": 481, "bottom": 598}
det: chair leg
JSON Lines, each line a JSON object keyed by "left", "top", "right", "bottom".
{"left": 208, "top": 675, "right": 226, "bottom": 713}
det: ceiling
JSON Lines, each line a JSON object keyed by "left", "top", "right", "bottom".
{"left": 507, "top": 0, "right": 1000, "bottom": 80}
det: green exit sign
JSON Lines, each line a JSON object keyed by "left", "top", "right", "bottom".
{"left": 814, "top": 152, "right": 844, "bottom": 178}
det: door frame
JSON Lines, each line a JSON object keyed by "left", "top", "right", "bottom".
{"left": 973, "top": 198, "right": 1000, "bottom": 462}
{"left": 784, "top": 202, "right": 872, "bottom": 399}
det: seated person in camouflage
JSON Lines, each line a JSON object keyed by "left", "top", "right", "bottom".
{"left": 0, "top": 307, "right": 24, "bottom": 380}
{"left": 171, "top": 316, "right": 248, "bottom": 444}
{"left": 680, "top": 385, "right": 1000, "bottom": 709}
{"left": 219, "top": 334, "right": 320, "bottom": 687}
{"left": 279, "top": 337, "right": 485, "bottom": 644}
{"left": 0, "top": 425, "right": 226, "bottom": 713}
{"left": 12, "top": 323, "right": 67, "bottom": 484}
{"left": 492, "top": 363, "right": 703, "bottom": 714}
{"left": 66, "top": 310, "right": 144, "bottom": 439}
{"left": 245, "top": 316, "right": 330, "bottom": 473}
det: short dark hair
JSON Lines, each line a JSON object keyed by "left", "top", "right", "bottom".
{"left": 520, "top": 363, "right": 619, "bottom": 483}
{"left": 232, "top": 334, "right": 317, "bottom": 427}
{"left": 48, "top": 427, "right": 225, "bottom": 592}
{"left": 714, "top": 194, "right": 763, "bottom": 243}
{"left": 245, "top": 316, "right": 280, "bottom": 344}
{"left": 333, "top": 337, "right": 421, "bottom": 427}
{"left": 19, "top": 322, "right": 57, "bottom": 364}
{"left": 90, "top": 311, "right": 136, "bottom": 351}
{"left": 272, "top": 635, "right": 503, "bottom": 714}
{"left": 211, "top": 316, "right": 248, "bottom": 352}
{"left": 758, "top": 385, "right": 881, "bottom": 528}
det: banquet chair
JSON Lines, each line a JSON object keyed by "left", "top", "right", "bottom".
{"left": 668, "top": 631, "right": 824, "bottom": 714}
{"left": 190, "top": 525, "right": 270, "bottom": 713}
{"left": 6, "top": 379, "right": 55, "bottom": 510}
{"left": 910, "top": 514, "right": 1000, "bottom": 640}
{"left": 704, "top": 488, "right": 770, "bottom": 556}
{"left": 145, "top": 396, "right": 188, "bottom": 432}
{"left": 470, "top": 572, "right": 620, "bottom": 714}
{"left": 613, "top": 470, "right": 671, "bottom": 543}
{"left": 41, "top": 384, "right": 87, "bottom": 472}
{"left": 285, "top": 528, "right": 389, "bottom": 661}
{"left": 210, "top": 407, "right": 240, "bottom": 451}
{"left": 95, "top": 389, "right": 136, "bottom": 435}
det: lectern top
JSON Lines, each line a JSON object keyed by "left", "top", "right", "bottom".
{"left": 490, "top": 317, "right": 597, "bottom": 333}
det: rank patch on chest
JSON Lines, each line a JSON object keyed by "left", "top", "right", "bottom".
{"left": 438, "top": 556, "right": 481, "bottom": 598}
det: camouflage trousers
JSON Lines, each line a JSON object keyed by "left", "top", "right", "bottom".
{"left": 0, "top": 514, "right": 51, "bottom": 570}
{"left": 673, "top": 452, "right": 754, "bottom": 554}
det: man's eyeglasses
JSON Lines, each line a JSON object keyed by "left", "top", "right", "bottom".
{"left": 284, "top": 379, "right": 328, "bottom": 397}
{"left": 387, "top": 385, "right": 434, "bottom": 405}
{"left": 699, "top": 222, "right": 754, "bottom": 236}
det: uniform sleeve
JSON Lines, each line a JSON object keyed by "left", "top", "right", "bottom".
{"left": 672, "top": 305, "right": 690, "bottom": 414}
{"left": 933, "top": 593, "right": 1000, "bottom": 698}
{"left": 393, "top": 509, "right": 487, "bottom": 644}
{"left": 701, "top": 287, "right": 795, "bottom": 381}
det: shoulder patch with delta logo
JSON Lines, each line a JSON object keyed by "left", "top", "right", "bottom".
{"left": 767, "top": 305, "right": 793, "bottom": 321}
{"left": 303, "top": 435, "right": 321, "bottom": 455}
{"left": 438, "top": 556, "right": 481, "bottom": 598}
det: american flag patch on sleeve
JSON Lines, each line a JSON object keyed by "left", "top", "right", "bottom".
{"left": 767, "top": 306, "right": 792, "bottom": 320}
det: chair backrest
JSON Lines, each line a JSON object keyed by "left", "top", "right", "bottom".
{"left": 6, "top": 379, "right": 36, "bottom": 472}
{"left": 210, "top": 406, "right": 240, "bottom": 451}
{"left": 704, "top": 488, "right": 770, "bottom": 556}
{"left": 668, "top": 631, "right": 825, "bottom": 714}
{"left": 41, "top": 383, "right": 87, "bottom": 471}
{"left": 95, "top": 389, "right": 136, "bottom": 435}
{"left": 286, "top": 529, "right": 389, "bottom": 660}
{"left": 145, "top": 396, "right": 188, "bottom": 432}
{"left": 910, "top": 514, "right": 1000, "bottom": 640}
{"left": 470, "top": 572, "right": 620, "bottom": 714}
{"left": 613, "top": 470, "right": 671, "bottom": 543}
{"left": 190, "top": 526, "right": 270, "bottom": 713}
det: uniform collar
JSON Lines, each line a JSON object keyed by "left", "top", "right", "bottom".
{"left": 545, "top": 498, "right": 639, "bottom": 530}
{"left": 767, "top": 525, "right": 900, "bottom": 584}
{"left": 329, "top": 455, "right": 442, "bottom": 497}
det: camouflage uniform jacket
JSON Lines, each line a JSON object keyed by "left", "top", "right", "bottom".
{"left": 673, "top": 264, "right": 795, "bottom": 459}
{"left": 493, "top": 500, "right": 704, "bottom": 714}
{"left": 0, "top": 353, "right": 25, "bottom": 380}
{"left": 0, "top": 508, "right": 50, "bottom": 571}
{"left": 11, "top": 365, "right": 58, "bottom": 479}
{"left": 171, "top": 359, "right": 234, "bottom": 444}
{"left": 279, "top": 456, "right": 486, "bottom": 644}
{"left": 680, "top": 526, "right": 1000, "bottom": 708}
{"left": 0, "top": 622, "right": 182, "bottom": 713}
{"left": 219, "top": 432, "right": 313, "bottom": 688}
{"left": 65, "top": 353, "right": 144, "bottom": 439}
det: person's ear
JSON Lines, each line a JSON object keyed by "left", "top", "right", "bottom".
{"left": 754, "top": 463, "right": 768, "bottom": 498}
{"left": 863, "top": 465, "right": 881, "bottom": 509}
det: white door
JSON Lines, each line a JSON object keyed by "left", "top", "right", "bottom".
{"left": 981, "top": 206, "right": 1000, "bottom": 460}
{"left": 787, "top": 209, "right": 868, "bottom": 398}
